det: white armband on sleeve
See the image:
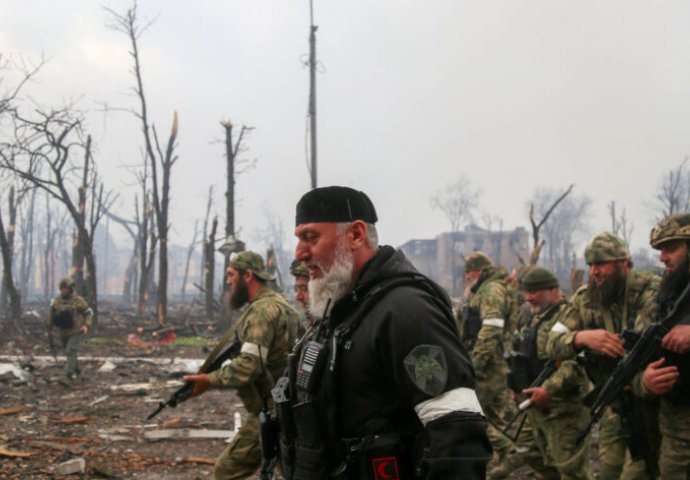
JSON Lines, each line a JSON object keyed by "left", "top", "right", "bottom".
{"left": 241, "top": 342, "right": 269, "bottom": 361}
{"left": 483, "top": 318, "right": 505, "bottom": 328}
{"left": 414, "top": 387, "right": 483, "bottom": 425}
{"left": 551, "top": 321, "right": 570, "bottom": 334}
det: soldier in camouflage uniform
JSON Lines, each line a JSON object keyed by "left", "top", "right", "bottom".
{"left": 464, "top": 252, "right": 520, "bottom": 471}
{"left": 634, "top": 213, "right": 690, "bottom": 479}
{"left": 48, "top": 278, "right": 93, "bottom": 382}
{"left": 547, "top": 232, "right": 659, "bottom": 480}
{"left": 289, "top": 259, "right": 312, "bottom": 335}
{"left": 518, "top": 267, "right": 593, "bottom": 480}
{"left": 184, "top": 251, "right": 300, "bottom": 480}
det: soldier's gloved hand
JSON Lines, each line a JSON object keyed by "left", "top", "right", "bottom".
{"left": 574, "top": 329, "right": 625, "bottom": 358}
{"left": 662, "top": 325, "right": 690, "bottom": 354}
{"left": 183, "top": 374, "right": 211, "bottom": 397}
{"left": 642, "top": 357, "right": 679, "bottom": 395}
{"left": 522, "top": 386, "right": 551, "bottom": 408}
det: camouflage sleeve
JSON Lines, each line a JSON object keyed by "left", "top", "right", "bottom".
{"left": 631, "top": 296, "right": 659, "bottom": 399}
{"left": 470, "top": 282, "right": 508, "bottom": 372}
{"left": 76, "top": 297, "right": 93, "bottom": 327}
{"left": 541, "top": 360, "right": 582, "bottom": 396}
{"left": 208, "top": 299, "right": 278, "bottom": 388}
{"left": 546, "top": 291, "right": 587, "bottom": 360}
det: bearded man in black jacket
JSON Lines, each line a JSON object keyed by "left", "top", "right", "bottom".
{"left": 276, "top": 186, "right": 491, "bottom": 480}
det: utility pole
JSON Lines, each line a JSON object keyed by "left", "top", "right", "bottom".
{"left": 308, "top": 0, "right": 318, "bottom": 189}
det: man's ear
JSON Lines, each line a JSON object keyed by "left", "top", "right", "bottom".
{"left": 244, "top": 270, "right": 254, "bottom": 283}
{"left": 349, "top": 220, "right": 368, "bottom": 249}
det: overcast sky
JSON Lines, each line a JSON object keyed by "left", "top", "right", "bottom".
{"left": 2, "top": 1, "right": 690, "bottom": 262}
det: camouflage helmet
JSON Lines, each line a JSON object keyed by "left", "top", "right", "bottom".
{"left": 584, "top": 232, "right": 629, "bottom": 264}
{"left": 464, "top": 251, "right": 492, "bottom": 272}
{"left": 229, "top": 250, "right": 275, "bottom": 282}
{"left": 650, "top": 213, "right": 690, "bottom": 250}
{"left": 59, "top": 278, "right": 74, "bottom": 290}
{"left": 289, "top": 259, "right": 310, "bottom": 278}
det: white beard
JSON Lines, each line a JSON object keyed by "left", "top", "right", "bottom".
{"left": 308, "top": 239, "right": 355, "bottom": 318}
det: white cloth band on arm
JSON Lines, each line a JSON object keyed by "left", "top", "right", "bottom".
{"left": 414, "top": 387, "right": 484, "bottom": 425}
{"left": 483, "top": 318, "right": 505, "bottom": 328}
{"left": 551, "top": 321, "right": 570, "bottom": 334}
{"left": 241, "top": 342, "right": 269, "bottom": 361}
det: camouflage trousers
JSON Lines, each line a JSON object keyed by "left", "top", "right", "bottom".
{"left": 598, "top": 407, "right": 658, "bottom": 480}
{"left": 527, "top": 406, "right": 593, "bottom": 480}
{"left": 214, "top": 413, "right": 261, "bottom": 480}
{"left": 476, "top": 366, "right": 513, "bottom": 457}
{"left": 58, "top": 332, "right": 83, "bottom": 377}
{"left": 513, "top": 412, "right": 560, "bottom": 480}
{"left": 659, "top": 402, "right": 690, "bottom": 480}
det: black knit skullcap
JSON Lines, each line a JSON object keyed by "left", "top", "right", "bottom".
{"left": 521, "top": 266, "right": 559, "bottom": 291}
{"left": 295, "top": 186, "right": 378, "bottom": 226}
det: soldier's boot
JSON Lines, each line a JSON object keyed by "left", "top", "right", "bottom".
{"left": 487, "top": 451, "right": 526, "bottom": 479}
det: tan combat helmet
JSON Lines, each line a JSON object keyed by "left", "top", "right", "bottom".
{"left": 59, "top": 278, "right": 75, "bottom": 290}
{"left": 650, "top": 213, "right": 690, "bottom": 250}
{"left": 584, "top": 232, "right": 629, "bottom": 265}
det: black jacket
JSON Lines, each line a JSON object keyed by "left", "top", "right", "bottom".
{"left": 294, "top": 246, "right": 491, "bottom": 479}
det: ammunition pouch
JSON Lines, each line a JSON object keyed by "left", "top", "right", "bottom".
{"left": 52, "top": 308, "right": 74, "bottom": 329}
{"left": 506, "top": 325, "right": 544, "bottom": 392}
{"left": 664, "top": 351, "right": 690, "bottom": 406}
{"left": 461, "top": 305, "right": 481, "bottom": 350}
{"left": 348, "top": 432, "right": 409, "bottom": 480}
{"left": 292, "top": 401, "right": 327, "bottom": 479}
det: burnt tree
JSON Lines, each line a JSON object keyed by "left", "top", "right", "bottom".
{"left": 1, "top": 108, "right": 113, "bottom": 327}
{"left": 107, "top": 4, "right": 179, "bottom": 325}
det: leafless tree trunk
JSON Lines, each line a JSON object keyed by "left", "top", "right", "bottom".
{"left": 181, "top": 220, "right": 199, "bottom": 301}
{"left": 0, "top": 108, "right": 114, "bottom": 328}
{"left": 18, "top": 187, "right": 36, "bottom": 299}
{"left": 609, "top": 201, "right": 634, "bottom": 247}
{"left": 0, "top": 206, "right": 21, "bottom": 324}
{"left": 107, "top": 4, "right": 179, "bottom": 325}
{"left": 527, "top": 184, "right": 573, "bottom": 265}
{"left": 0, "top": 186, "right": 17, "bottom": 314}
{"left": 205, "top": 217, "right": 218, "bottom": 320}
{"left": 200, "top": 186, "right": 214, "bottom": 300}
{"left": 655, "top": 158, "right": 690, "bottom": 218}
{"left": 431, "top": 175, "right": 480, "bottom": 294}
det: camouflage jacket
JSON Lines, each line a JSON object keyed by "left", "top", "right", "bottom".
{"left": 534, "top": 301, "right": 591, "bottom": 418}
{"left": 547, "top": 269, "right": 659, "bottom": 361}
{"left": 469, "top": 267, "right": 517, "bottom": 373}
{"left": 209, "top": 286, "right": 300, "bottom": 414}
{"left": 48, "top": 293, "right": 93, "bottom": 336}
{"left": 632, "top": 293, "right": 690, "bottom": 439}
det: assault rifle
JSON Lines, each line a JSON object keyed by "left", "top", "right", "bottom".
{"left": 146, "top": 332, "right": 242, "bottom": 420}
{"left": 575, "top": 280, "right": 690, "bottom": 476}
{"left": 501, "top": 360, "right": 556, "bottom": 441}
{"left": 47, "top": 330, "right": 58, "bottom": 362}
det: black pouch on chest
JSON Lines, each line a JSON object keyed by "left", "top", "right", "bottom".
{"left": 52, "top": 307, "right": 74, "bottom": 329}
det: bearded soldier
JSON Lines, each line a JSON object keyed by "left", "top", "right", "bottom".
{"left": 184, "top": 251, "right": 300, "bottom": 480}
{"left": 48, "top": 278, "right": 93, "bottom": 382}
{"left": 290, "top": 259, "right": 313, "bottom": 334}
{"left": 547, "top": 232, "right": 659, "bottom": 480}
{"left": 634, "top": 213, "right": 690, "bottom": 478}
{"left": 512, "top": 267, "right": 593, "bottom": 480}
{"left": 276, "top": 186, "right": 490, "bottom": 479}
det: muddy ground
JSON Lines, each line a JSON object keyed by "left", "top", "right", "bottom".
{"left": 0, "top": 305, "right": 259, "bottom": 480}
{"left": 1, "top": 304, "right": 593, "bottom": 479}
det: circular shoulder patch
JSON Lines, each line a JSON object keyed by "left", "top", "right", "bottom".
{"left": 403, "top": 345, "right": 448, "bottom": 396}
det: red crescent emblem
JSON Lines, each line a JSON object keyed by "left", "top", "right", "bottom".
{"left": 371, "top": 456, "right": 400, "bottom": 480}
